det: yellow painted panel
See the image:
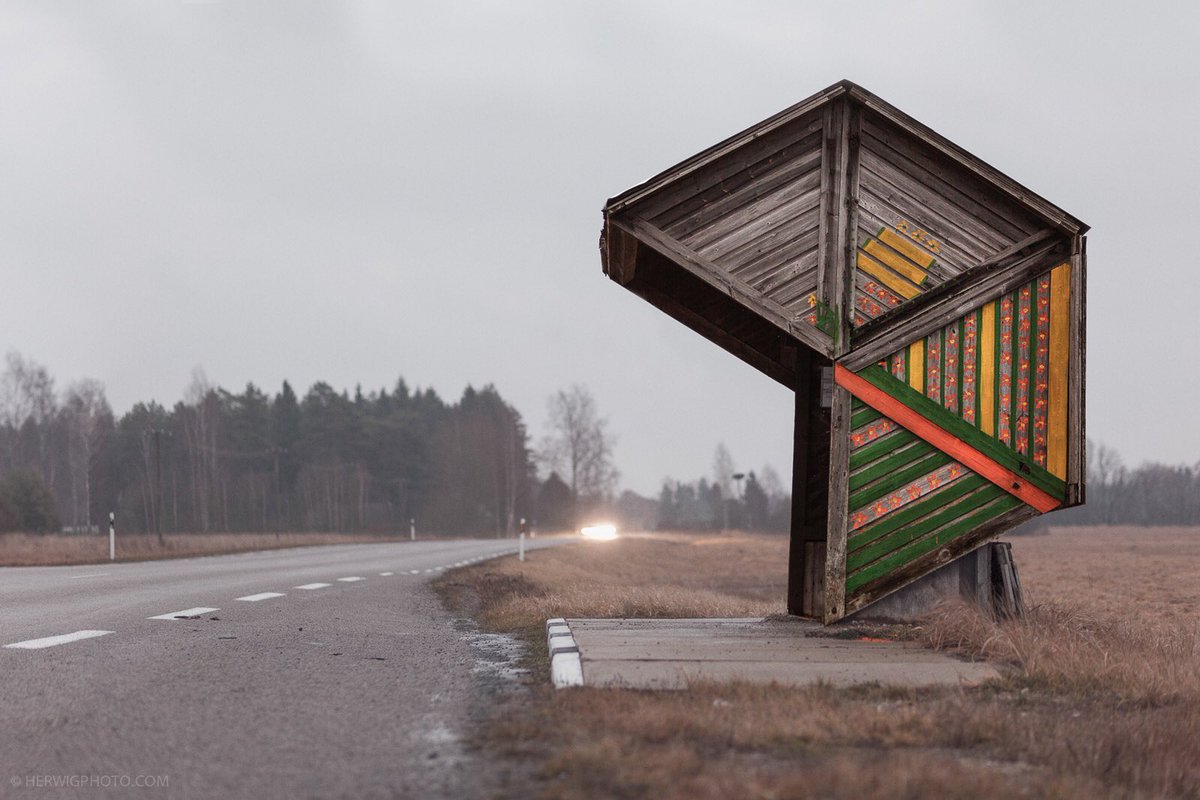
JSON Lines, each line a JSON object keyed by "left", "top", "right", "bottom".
{"left": 864, "top": 239, "right": 929, "bottom": 285}
{"left": 908, "top": 340, "right": 924, "bottom": 393}
{"left": 878, "top": 228, "right": 936, "bottom": 269}
{"left": 979, "top": 301, "right": 996, "bottom": 436}
{"left": 857, "top": 251, "right": 921, "bottom": 299}
{"left": 1047, "top": 263, "right": 1071, "bottom": 478}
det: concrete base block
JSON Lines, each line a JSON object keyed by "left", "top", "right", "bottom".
{"left": 848, "top": 544, "right": 1003, "bottom": 623}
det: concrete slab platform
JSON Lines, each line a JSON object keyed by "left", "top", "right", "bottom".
{"left": 565, "top": 617, "right": 1000, "bottom": 689}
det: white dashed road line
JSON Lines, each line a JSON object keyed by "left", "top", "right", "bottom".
{"left": 237, "top": 592, "right": 285, "bottom": 602}
{"left": 5, "top": 630, "right": 114, "bottom": 650}
{"left": 337, "top": 577, "right": 365, "bottom": 582}
{"left": 379, "top": 572, "right": 394, "bottom": 576}
{"left": 294, "top": 583, "right": 331, "bottom": 590}
{"left": 69, "top": 573, "right": 109, "bottom": 579}
{"left": 148, "top": 607, "right": 219, "bottom": 620}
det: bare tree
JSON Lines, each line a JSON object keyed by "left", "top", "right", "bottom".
{"left": 63, "top": 379, "right": 111, "bottom": 530}
{"left": 712, "top": 443, "right": 735, "bottom": 499}
{"left": 182, "top": 368, "right": 219, "bottom": 534}
{"left": 1088, "top": 438, "right": 1126, "bottom": 523}
{"left": 0, "top": 352, "right": 57, "bottom": 477}
{"left": 712, "top": 443, "right": 736, "bottom": 530}
{"left": 540, "top": 385, "right": 618, "bottom": 514}
{"left": 758, "top": 463, "right": 788, "bottom": 521}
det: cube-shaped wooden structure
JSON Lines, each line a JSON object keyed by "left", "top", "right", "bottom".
{"left": 600, "top": 80, "right": 1086, "bottom": 623}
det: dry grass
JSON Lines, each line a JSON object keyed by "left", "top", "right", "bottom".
{"left": 444, "top": 527, "right": 1200, "bottom": 799}
{"left": 924, "top": 600, "right": 1200, "bottom": 703}
{"left": 447, "top": 532, "right": 788, "bottom": 632}
{"left": 495, "top": 679, "right": 1200, "bottom": 800}
{"left": 1012, "top": 525, "right": 1200, "bottom": 628}
{"left": 0, "top": 531, "right": 397, "bottom": 566}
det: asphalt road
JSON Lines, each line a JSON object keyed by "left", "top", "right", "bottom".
{"left": 0, "top": 537, "right": 566, "bottom": 799}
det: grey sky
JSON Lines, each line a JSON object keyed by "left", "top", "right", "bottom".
{"left": 1, "top": 1, "right": 1194, "bottom": 494}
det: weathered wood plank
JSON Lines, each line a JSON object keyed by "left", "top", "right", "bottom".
{"left": 842, "top": 240, "right": 1067, "bottom": 370}
{"left": 848, "top": 483, "right": 1009, "bottom": 573}
{"left": 601, "top": 220, "right": 639, "bottom": 285}
{"left": 744, "top": 236, "right": 820, "bottom": 291}
{"left": 849, "top": 449, "right": 951, "bottom": 509}
{"left": 770, "top": 270, "right": 823, "bottom": 311}
{"left": 859, "top": 119, "right": 1038, "bottom": 242}
{"left": 849, "top": 440, "right": 939, "bottom": 493}
{"left": 692, "top": 182, "right": 822, "bottom": 261}
{"left": 849, "top": 474, "right": 989, "bottom": 551}
{"left": 846, "top": 492, "right": 1021, "bottom": 593}
{"left": 846, "top": 86, "right": 1086, "bottom": 236}
{"left": 661, "top": 136, "right": 823, "bottom": 239}
{"left": 839, "top": 365, "right": 1065, "bottom": 505}
{"left": 839, "top": 103, "right": 862, "bottom": 356}
{"left": 610, "top": 84, "right": 846, "bottom": 214}
{"left": 845, "top": 503, "right": 1037, "bottom": 614}
{"left": 724, "top": 214, "right": 821, "bottom": 276}
{"left": 859, "top": 147, "right": 1018, "bottom": 260}
{"left": 611, "top": 215, "right": 834, "bottom": 357}
{"left": 849, "top": 427, "right": 918, "bottom": 466}
{"left": 1067, "top": 235, "right": 1086, "bottom": 505}
{"left": 855, "top": 199, "right": 974, "bottom": 284}
{"left": 816, "top": 101, "right": 844, "bottom": 318}
{"left": 823, "top": 382, "right": 851, "bottom": 623}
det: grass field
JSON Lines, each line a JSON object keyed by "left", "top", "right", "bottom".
{"left": 0, "top": 531, "right": 402, "bottom": 566}
{"left": 439, "top": 527, "right": 1200, "bottom": 799}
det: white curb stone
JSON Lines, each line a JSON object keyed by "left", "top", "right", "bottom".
{"left": 545, "top": 617, "right": 583, "bottom": 688}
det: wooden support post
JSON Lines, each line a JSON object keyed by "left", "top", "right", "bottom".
{"left": 823, "top": 383, "right": 851, "bottom": 622}
{"left": 1067, "top": 234, "right": 1087, "bottom": 505}
{"left": 787, "top": 347, "right": 813, "bottom": 615}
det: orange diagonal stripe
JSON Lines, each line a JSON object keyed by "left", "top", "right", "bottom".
{"left": 835, "top": 365, "right": 1061, "bottom": 514}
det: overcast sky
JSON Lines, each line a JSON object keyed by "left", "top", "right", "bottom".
{"left": 1, "top": 1, "right": 1195, "bottom": 494}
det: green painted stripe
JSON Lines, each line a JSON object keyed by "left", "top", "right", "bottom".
{"left": 851, "top": 405, "right": 883, "bottom": 429}
{"left": 849, "top": 428, "right": 918, "bottom": 468}
{"left": 852, "top": 396, "right": 865, "bottom": 410}
{"left": 848, "top": 450, "right": 952, "bottom": 510}
{"left": 856, "top": 364, "right": 1067, "bottom": 499}
{"left": 849, "top": 473, "right": 989, "bottom": 552}
{"left": 848, "top": 483, "right": 1006, "bottom": 571}
{"left": 849, "top": 441, "right": 937, "bottom": 492}
{"left": 846, "top": 493, "right": 1022, "bottom": 593}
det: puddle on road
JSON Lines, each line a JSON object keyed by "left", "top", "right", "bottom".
{"left": 422, "top": 723, "right": 458, "bottom": 745}
{"left": 463, "top": 630, "right": 529, "bottom": 683}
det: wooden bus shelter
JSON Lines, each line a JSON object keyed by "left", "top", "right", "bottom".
{"left": 600, "top": 80, "right": 1087, "bottom": 623}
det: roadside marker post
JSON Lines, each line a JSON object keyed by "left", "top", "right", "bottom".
{"left": 409, "top": 518, "right": 415, "bottom": 541}
{"left": 519, "top": 532, "right": 525, "bottom": 562}
{"left": 108, "top": 511, "right": 115, "bottom": 561}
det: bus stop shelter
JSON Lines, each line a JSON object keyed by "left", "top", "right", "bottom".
{"left": 600, "top": 80, "right": 1087, "bottom": 623}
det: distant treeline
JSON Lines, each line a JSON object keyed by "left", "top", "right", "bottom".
{"left": 1023, "top": 440, "right": 1200, "bottom": 529}
{"left": 654, "top": 444, "right": 791, "bottom": 533}
{"left": 0, "top": 353, "right": 543, "bottom": 536}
